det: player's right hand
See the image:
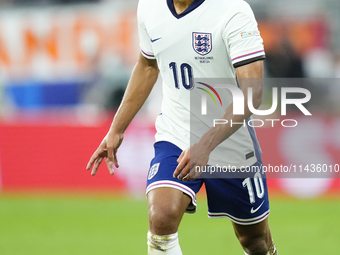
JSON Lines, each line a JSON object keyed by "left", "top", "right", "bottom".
{"left": 86, "top": 131, "right": 124, "bottom": 176}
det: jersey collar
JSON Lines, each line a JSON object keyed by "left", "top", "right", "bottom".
{"left": 167, "top": 0, "right": 205, "bottom": 19}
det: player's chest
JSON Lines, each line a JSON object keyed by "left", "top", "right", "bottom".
{"left": 146, "top": 15, "right": 227, "bottom": 63}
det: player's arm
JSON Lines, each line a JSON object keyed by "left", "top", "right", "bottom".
{"left": 86, "top": 53, "right": 159, "bottom": 175}
{"left": 199, "top": 60, "right": 263, "bottom": 149}
{"left": 174, "top": 60, "right": 263, "bottom": 181}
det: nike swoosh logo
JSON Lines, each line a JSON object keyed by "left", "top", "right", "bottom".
{"left": 151, "top": 37, "right": 162, "bottom": 43}
{"left": 250, "top": 201, "right": 265, "bottom": 214}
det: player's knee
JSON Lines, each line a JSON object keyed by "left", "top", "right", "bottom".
{"left": 149, "top": 202, "right": 181, "bottom": 234}
{"left": 238, "top": 234, "right": 270, "bottom": 255}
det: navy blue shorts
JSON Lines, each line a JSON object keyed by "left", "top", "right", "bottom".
{"left": 146, "top": 141, "right": 270, "bottom": 225}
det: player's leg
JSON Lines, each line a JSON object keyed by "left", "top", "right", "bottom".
{"left": 146, "top": 141, "right": 203, "bottom": 254}
{"left": 147, "top": 187, "right": 191, "bottom": 254}
{"left": 232, "top": 218, "right": 278, "bottom": 255}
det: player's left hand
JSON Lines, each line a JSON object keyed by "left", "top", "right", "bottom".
{"left": 173, "top": 143, "right": 210, "bottom": 181}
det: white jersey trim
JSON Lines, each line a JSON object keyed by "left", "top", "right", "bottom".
{"left": 141, "top": 49, "right": 156, "bottom": 59}
{"left": 232, "top": 49, "right": 265, "bottom": 65}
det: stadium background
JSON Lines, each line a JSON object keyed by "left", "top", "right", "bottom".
{"left": 0, "top": 0, "right": 339, "bottom": 254}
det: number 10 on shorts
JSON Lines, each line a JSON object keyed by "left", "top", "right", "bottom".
{"left": 242, "top": 172, "right": 265, "bottom": 204}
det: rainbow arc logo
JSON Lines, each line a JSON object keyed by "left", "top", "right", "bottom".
{"left": 196, "top": 82, "right": 223, "bottom": 106}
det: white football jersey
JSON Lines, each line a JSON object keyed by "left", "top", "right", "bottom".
{"left": 138, "top": 0, "right": 265, "bottom": 168}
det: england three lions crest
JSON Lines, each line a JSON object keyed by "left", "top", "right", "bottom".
{"left": 193, "top": 32, "right": 212, "bottom": 56}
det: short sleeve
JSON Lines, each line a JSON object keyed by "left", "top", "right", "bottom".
{"left": 223, "top": 2, "right": 265, "bottom": 68}
{"left": 137, "top": 4, "right": 156, "bottom": 59}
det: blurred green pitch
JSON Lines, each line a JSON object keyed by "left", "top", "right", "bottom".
{"left": 0, "top": 193, "right": 339, "bottom": 254}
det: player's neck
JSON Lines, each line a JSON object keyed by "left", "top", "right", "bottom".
{"left": 173, "top": 0, "right": 195, "bottom": 15}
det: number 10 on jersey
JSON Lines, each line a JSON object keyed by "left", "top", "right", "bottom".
{"left": 169, "top": 62, "right": 194, "bottom": 90}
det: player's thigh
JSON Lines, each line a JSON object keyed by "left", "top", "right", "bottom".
{"left": 146, "top": 141, "right": 203, "bottom": 234}
{"left": 147, "top": 187, "right": 191, "bottom": 235}
{"left": 232, "top": 218, "right": 272, "bottom": 247}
